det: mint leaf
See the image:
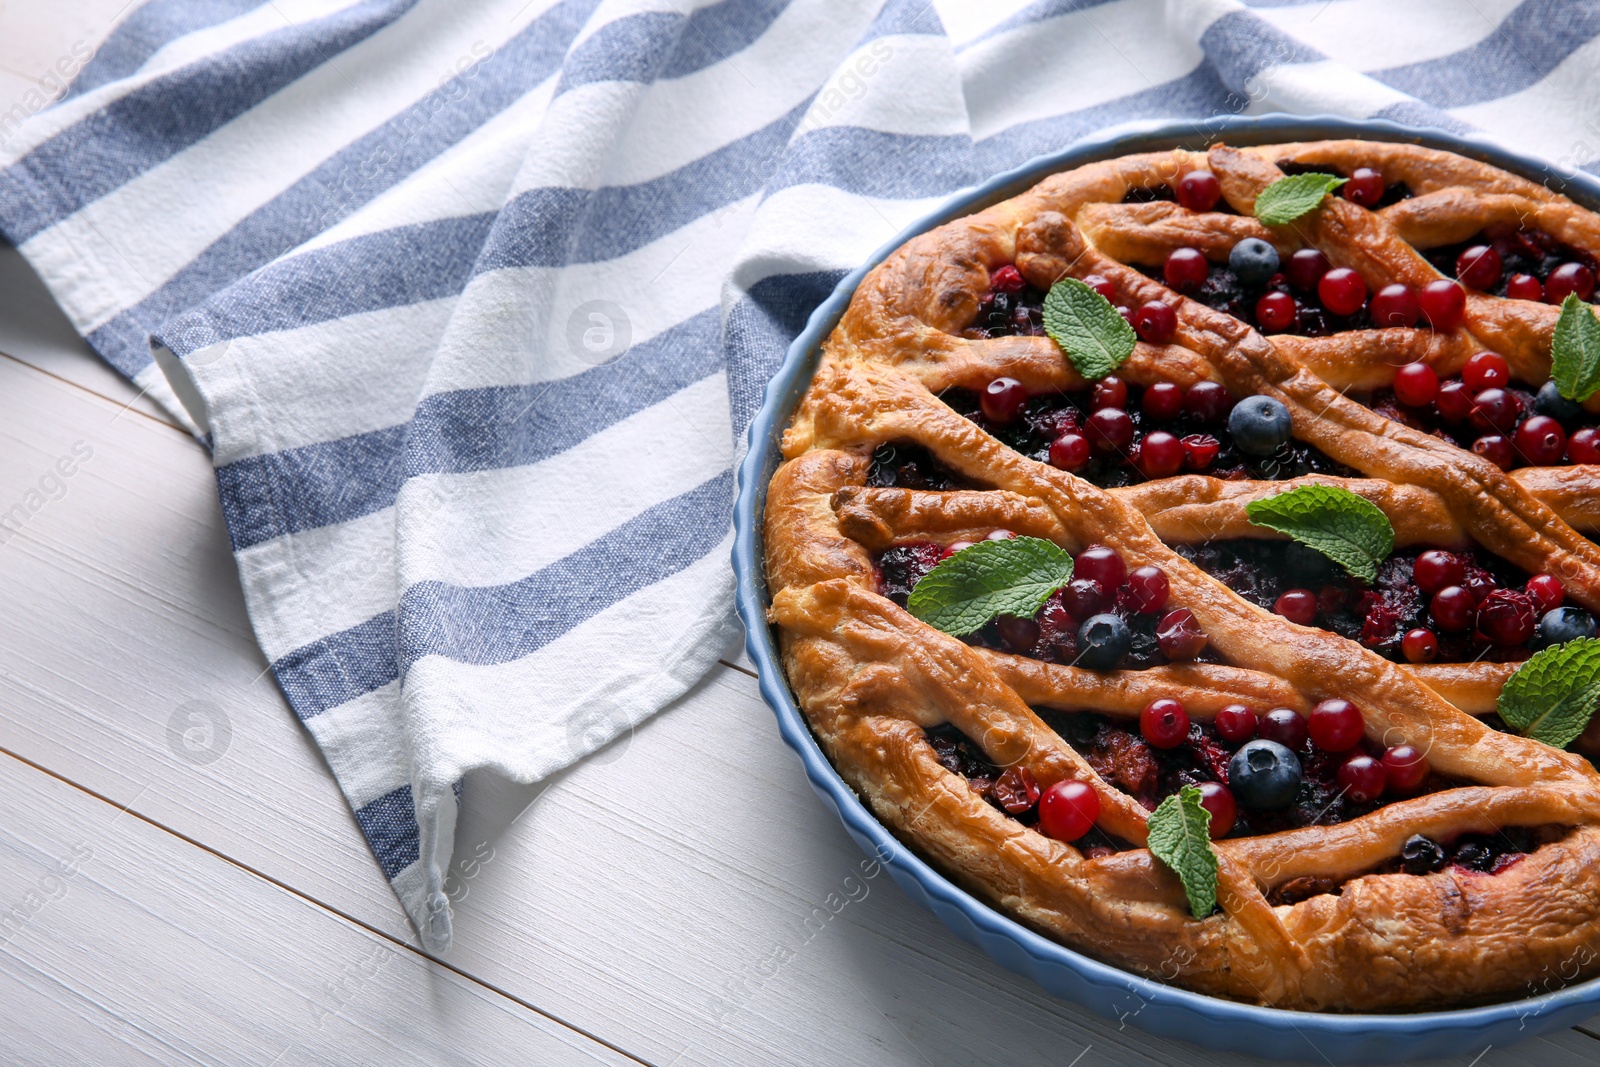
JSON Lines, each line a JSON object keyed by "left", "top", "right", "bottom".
{"left": 1244, "top": 484, "right": 1394, "bottom": 583}
{"left": 1550, "top": 295, "right": 1600, "bottom": 402}
{"left": 1254, "top": 172, "right": 1348, "bottom": 226}
{"left": 1147, "top": 785, "right": 1218, "bottom": 919}
{"left": 905, "top": 536, "right": 1073, "bottom": 636}
{"left": 1043, "top": 278, "right": 1137, "bottom": 381}
{"left": 1497, "top": 637, "right": 1600, "bottom": 749}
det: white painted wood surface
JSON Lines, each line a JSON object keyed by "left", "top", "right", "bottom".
{"left": 4, "top": 10, "right": 1600, "bottom": 1066}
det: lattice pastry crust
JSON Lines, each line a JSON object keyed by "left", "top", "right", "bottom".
{"left": 762, "top": 140, "right": 1600, "bottom": 1011}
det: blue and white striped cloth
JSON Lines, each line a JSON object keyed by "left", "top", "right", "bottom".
{"left": 2, "top": 0, "right": 1595, "bottom": 952}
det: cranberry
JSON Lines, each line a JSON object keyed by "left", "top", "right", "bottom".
{"left": 1456, "top": 245, "right": 1502, "bottom": 291}
{"left": 989, "top": 264, "right": 1025, "bottom": 293}
{"left": 1116, "top": 305, "right": 1134, "bottom": 324}
{"left": 1255, "top": 290, "right": 1297, "bottom": 332}
{"left": 1087, "top": 407, "right": 1135, "bottom": 452}
{"left": 1183, "top": 381, "right": 1232, "bottom": 424}
{"left": 1061, "top": 578, "right": 1110, "bottom": 619}
{"left": 1401, "top": 627, "right": 1439, "bottom": 663}
{"left": 1165, "top": 247, "right": 1209, "bottom": 292}
{"left": 1571, "top": 427, "right": 1600, "bottom": 464}
{"left": 1476, "top": 588, "right": 1536, "bottom": 646}
{"left": 1472, "top": 434, "right": 1515, "bottom": 470}
{"left": 1073, "top": 546, "right": 1125, "bottom": 591}
{"left": 1181, "top": 433, "right": 1220, "bottom": 470}
{"left": 981, "top": 377, "right": 1029, "bottom": 424}
{"left": 1155, "top": 608, "right": 1207, "bottom": 661}
{"left": 993, "top": 765, "right": 1041, "bottom": 813}
{"left": 1139, "top": 430, "right": 1185, "bottom": 477}
{"left": 1259, "top": 708, "right": 1308, "bottom": 750}
{"left": 1082, "top": 274, "right": 1117, "bottom": 302}
{"left": 1318, "top": 267, "right": 1367, "bottom": 316}
{"left": 1090, "top": 377, "right": 1129, "bottom": 411}
{"left": 1468, "top": 388, "right": 1521, "bottom": 433}
{"left": 1431, "top": 585, "right": 1475, "bottom": 631}
{"left": 1419, "top": 279, "right": 1466, "bottom": 331}
{"left": 940, "top": 540, "right": 974, "bottom": 560}
{"left": 1309, "top": 698, "right": 1364, "bottom": 753}
{"left": 1514, "top": 415, "right": 1566, "bottom": 465}
{"left": 1195, "top": 781, "right": 1237, "bottom": 838}
{"left": 1527, "top": 573, "right": 1564, "bottom": 614}
{"left": 997, "top": 615, "right": 1041, "bottom": 651}
{"left": 1142, "top": 381, "right": 1184, "bottom": 420}
{"left": 1134, "top": 301, "right": 1177, "bottom": 344}
{"left": 1287, "top": 248, "right": 1331, "bottom": 291}
{"left": 1382, "top": 745, "right": 1430, "bottom": 795}
{"left": 1176, "top": 169, "right": 1221, "bottom": 212}
{"left": 1435, "top": 380, "right": 1473, "bottom": 422}
{"left": 1393, "top": 362, "right": 1439, "bottom": 406}
{"left": 1038, "top": 779, "right": 1098, "bottom": 841}
{"left": 1336, "top": 754, "right": 1386, "bottom": 803}
{"left": 1413, "top": 549, "right": 1465, "bottom": 594}
{"left": 1370, "top": 284, "right": 1420, "bottom": 328}
{"left": 1049, "top": 433, "right": 1091, "bottom": 472}
{"left": 1214, "top": 704, "right": 1258, "bottom": 745}
{"left": 1464, "top": 569, "right": 1497, "bottom": 604}
{"left": 1341, "top": 167, "right": 1385, "bottom": 206}
{"left": 1141, "top": 698, "right": 1190, "bottom": 749}
{"left": 1126, "top": 566, "right": 1170, "bottom": 613}
{"left": 1462, "top": 351, "right": 1510, "bottom": 391}
{"left": 1547, "top": 262, "right": 1596, "bottom": 303}
{"left": 1274, "top": 588, "right": 1319, "bottom": 625}
{"left": 1505, "top": 273, "right": 1542, "bottom": 301}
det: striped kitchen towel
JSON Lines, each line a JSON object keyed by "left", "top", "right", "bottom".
{"left": 1, "top": 0, "right": 1594, "bottom": 952}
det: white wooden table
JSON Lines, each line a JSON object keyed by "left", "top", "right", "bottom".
{"left": 4, "top": 7, "right": 1600, "bottom": 1065}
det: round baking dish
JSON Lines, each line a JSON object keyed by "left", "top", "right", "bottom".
{"left": 731, "top": 112, "right": 1600, "bottom": 1061}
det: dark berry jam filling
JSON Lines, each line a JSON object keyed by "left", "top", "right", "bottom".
{"left": 1421, "top": 227, "right": 1598, "bottom": 300}
{"left": 865, "top": 442, "right": 968, "bottom": 491}
{"left": 1360, "top": 374, "right": 1600, "bottom": 471}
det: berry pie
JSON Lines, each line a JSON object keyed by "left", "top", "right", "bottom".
{"left": 762, "top": 140, "right": 1600, "bottom": 1011}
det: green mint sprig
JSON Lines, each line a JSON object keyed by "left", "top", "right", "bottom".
{"left": 1244, "top": 484, "right": 1394, "bottom": 583}
{"left": 1253, "top": 172, "right": 1348, "bottom": 226}
{"left": 1550, "top": 294, "right": 1600, "bottom": 403}
{"left": 1042, "top": 277, "right": 1138, "bottom": 381}
{"left": 1147, "top": 785, "right": 1219, "bottom": 919}
{"left": 905, "top": 536, "right": 1072, "bottom": 637}
{"left": 1497, "top": 637, "right": 1600, "bottom": 750}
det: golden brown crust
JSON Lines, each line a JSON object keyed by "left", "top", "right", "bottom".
{"left": 762, "top": 139, "right": 1600, "bottom": 1011}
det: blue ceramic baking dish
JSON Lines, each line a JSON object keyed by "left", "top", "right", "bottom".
{"left": 731, "top": 113, "right": 1600, "bottom": 1061}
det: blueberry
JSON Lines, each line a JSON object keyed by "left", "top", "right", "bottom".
{"left": 1400, "top": 834, "right": 1446, "bottom": 875}
{"left": 1227, "top": 739, "right": 1302, "bottom": 810}
{"left": 1534, "top": 606, "right": 1598, "bottom": 649}
{"left": 1075, "top": 613, "right": 1131, "bottom": 670}
{"left": 1227, "top": 395, "right": 1294, "bottom": 456}
{"left": 1452, "top": 841, "right": 1494, "bottom": 872}
{"left": 1228, "top": 238, "right": 1280, "bottom": 287}
{"left": 1535, "top": 380, "right": 1582, "bottom": 420}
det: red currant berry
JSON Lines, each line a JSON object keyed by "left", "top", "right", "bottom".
{"left": 1164, "top": 247, "right": 1209, "bottom": 292}
{"left": 1472, "top": 434, "right": 1515, "bottom": 471}
{"left": 1309, "top": 698, "right": 1365, "bottom": 753}
{"left": 1476, "top": 588, "right": 1536, "bottom": 646}
{"left": 1468, "top": 388, "right": 1521, "bottom": 432}
{"left": 1370, "top": 283, "right": 1420, "bottom": 328}
{"left": 1287, "top": 248, "right": 1331, "bottom": 291}
{"left": 1176, "top": 169, "right": 1221, "bottom": 212}
{"left": 1273, "top": 588, "right": 1319, "bottom": 625}
{"left": 1073, "top": 545, "right": 1126, "bottom": 590}
{"left": 981, "top": 377, "right": 1029, "bottom": 424}
{"left": 1547, "top": 262, "right": 1596, "bottom": 303}
{"left": 1393, "top": 362, "right": 1439, "bottom": 406}
{"left": 1087, "top": 407, "right": 1134, "bottom": 452}
{"left": 1126, "top": 566, "right": 1170, "bottom": 613}
{"left": 1116, "top": 305, "right": 1134, "bottom": 324}
{"left": 1505, "top": 273, "right": 1542, "bottom": 301}
{"left": 1337, "top": 754, "right": 1386, "bottom": 803}
{"left": 1527, "top": 573, "right": 1565, "bottom": 614}
{"left": 1318, "top": 267, "right": 1367, "bottom": 316}
{"left": 1139, "top": 430, "right": 1185, "bottom": 477}
{"left": 989, "top": 264, "right": 1025, "bottom": 292}
{"left": 1195, "top": 780, "right": 1237, "bottom": 838}
{"left": 1435, "top": 380, "right": 1473, "bottom": 422}
{"left": 1142, "top": 381, "right": 1184, "bottom": 420}
{"left": 1092, "top": 376, "right": 1128, "bottom": 410}
{"left": 1141, "top": 698, "right": 1190, "bottom": 749}
{"left": 1462, "top": 351, "right": 1510, "bottom": 391}
{"left": 1038, "top": 779, "right": 1099, "bottom": 841}
{"left": 996, "top": 614, "right": 1041, "bottom": 651}
{"left": 1419, "top": 279, "right": 1466, "bottom": 331}
{"left": 1061, "top": 578, "right": 1110, "bottom": 619}
{"left": 1514, "top": 415, "right": 1567, "bottom": 466}
{"left": 1382, "top": 745, "right": 1430, "bottom": 795}
{"left": 1341, "top": 167, "right": 1385, "bottom": 206}
{"left": 940, "top": 541, "right": 975, "bottom": 560}
{"left": 1049, "top": 432, "right": 1091, "bottom": 471}
{"left": 1413, "top": 549, "right": 1464, "bottom": 594}
{"left": 1155, "top": 608, "right": 1207, "bottom": 661}
{"left": 1259, "top": 708, "right": 1308, "bottom": 750}
{"left": 1133, "top": 301, "right": 1177, "bottom": 344}
{"left": 1570, "top": 427, "right": 1600, "bottom": 464}
{"left": 1214, "top": 704, "right": 1258, "bottom": 745}
{"left": 1401, "top": 628, "right": 1439, "bottom": 664}
{"left": 1082, "top": 274, "right": 1117, "bottom": 302}
{"left": 1255, "top": 290, "right": 1298, "bottom": 332}
{"left": 1181, "top": 433, "right": 1220, "bottom": 470}
{"left": 1431, "top": 585, "right": 1475, "bottom": 631}
{"left": 1183, "top": 381, "right": 1233, "bottom": 424}
{"left": 1456, "top": 245, "right": 1502, "bottom": 291}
